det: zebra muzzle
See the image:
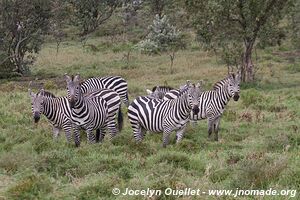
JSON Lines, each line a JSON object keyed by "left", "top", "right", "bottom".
{"left": 192, "top": 105, "right": 200, "bottom": 115}
{"left": 34, "top": 112, "right": 40, "bottom": 123}
{"left": 69, "top": 98, "right": 75, "bottom": 108}
{"left": 233, "top": 93, "right": 240, "bottom": 101}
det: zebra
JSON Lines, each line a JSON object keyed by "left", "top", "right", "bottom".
{"left": 146, "top": 81, "right": 191, "bottom": 99}
{"left": 80, "top": 75, "right": 130, "bottom": 107}
{"left": 128, "top": 82, "right": 202, "bottom": 147}
{"left": 29, "top": 88, "right": 73, "bottom": 143}
{"left": 164, "top": 72, "right": 241, "bottom": 141}
{"left": 85, "top": 88, "right": 123, "bottom": 142}
{"left": 65, "top": 74, "right": 123, "bottom": 146}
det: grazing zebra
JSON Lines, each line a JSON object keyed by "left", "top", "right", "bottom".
{"left": 80, "top": 76, "right": 129, "bottom": 107}
{"left": 128, "top": 82, "right": 202, "bottom": 147}
{"left": 29, "top": 88, "right": 73, "bottom": 143}
{"left": 65, "top": 74, "right": 122, "bottom": 146}
{"left": 164, "top": 72, "right": 241, "bottom": 141}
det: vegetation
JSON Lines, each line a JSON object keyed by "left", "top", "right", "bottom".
{"left": 0, "top": 0, "right": 51, "bottom": 77}
{"left": 0, "top": 37, "right": 299, "bottom": 199}
{"left": 136, "top": 14, "right": 185, "bottom": 73}
{"left": 186, "top": 0, "right": 290, "bottom": 82}
{"left": 0, "top": 0, "right": 299, "bottom": 199}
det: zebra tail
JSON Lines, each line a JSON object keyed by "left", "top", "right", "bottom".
{"left": 125, "top": 92, "right": 130, "bottom": 107}
{"left": 95, "top": 129, "right": 100, "bottom": 143}
{"left": 118, "top": 105, "right": 124, "bottom": 132}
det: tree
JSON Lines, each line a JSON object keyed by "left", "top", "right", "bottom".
{"left": 289, "top": 0, "right": 300, "bottom": 49}
{"left": 186, "top": 0, "right": 290, "bottom": 82}
{"left": 69, "top": 0, "right": 120, "bottom": 37}
{"left": 136, "top": 14, "right": 186, "bottom": 73}
{"left": 0, "top": 0, "right": 51, "bottom": 77}
{"left": 50, "top": 0, "right": 69, "bottom": 55}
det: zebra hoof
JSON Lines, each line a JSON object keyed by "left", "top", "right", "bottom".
{"left": 75, "top": 143, "right": 80, "bottom": 147}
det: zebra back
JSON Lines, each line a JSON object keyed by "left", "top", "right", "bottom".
{"left": 80, "top": 76, "right": 129, "bottom": 107}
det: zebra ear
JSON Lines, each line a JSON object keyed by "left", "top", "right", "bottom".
{"left": 196, "top": 80, "right": 203, "bottom": 88}
{"left": 64, "top": 73, "right": 71, "bottom": 82}
{"left": 186, "top": 80, "right": 191, "bottom": 87}
{"left": 39, "top": 89, "right": 45, "bottom": 96}
{"left": 74, "top": 74, "right": 80, "bottom": 83}
{"left": 146, "top": 89, "right": 152, "bottom": 95}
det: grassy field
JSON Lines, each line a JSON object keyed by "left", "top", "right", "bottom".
{"left": 0, "top": 38, "right": 299, "bottom": 199}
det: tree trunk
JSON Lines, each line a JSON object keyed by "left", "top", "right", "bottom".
{"left": 242, "top": 40, "right": 255, "bottom": 82}
{"left": 170, "top": 51, "right": 175, "bottom": 74}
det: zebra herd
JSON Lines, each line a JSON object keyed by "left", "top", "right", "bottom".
{"left": 29, "top": 71, "right": 241, "bottom": 147}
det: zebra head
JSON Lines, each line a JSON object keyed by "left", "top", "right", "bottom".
{"left": 146, "top": 86, "right": 165, "bottom": 99}
{"left": 65, "top": 74, "right": 81, "bottom": 109}
{"left": 228, "top": 71, "right": 241, "bottom": 101}
{"left": 29, "top": 88, "right": 45, "bottom": 123}
{"left": 187, "top": 82, "right": 202, "bottom": 115}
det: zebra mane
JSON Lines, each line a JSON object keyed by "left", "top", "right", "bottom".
{"left": 212, "top": 76, "right": 231, "bottom": 90}
{"left": 152, "top": 85, "right": 174, "bottom": 92}
{"left": 37, "top": 90, "right": 56, "bottom": 98}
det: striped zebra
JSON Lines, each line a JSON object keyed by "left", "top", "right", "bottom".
{"left": 128, "top": 82, "right": 202, "bottom": 147}
{"left": 29, "top": 88, "right": 73, "bottom": 143}
{"left": 80, "top": 76, "right": 129, "bottom": 107}
{"left": 86, "top": 88, "right": 123, "bottom": 142}
{"left": 146, "top": 81, "right": 191, "bottom": 99}
{"left": 65, "top": 74, "right": 122, "bottom": 146}
{"left": 164, "top": 72, "right": 241, "bottom": 141}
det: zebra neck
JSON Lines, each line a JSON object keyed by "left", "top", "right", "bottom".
{"left": 215, "top": 85, "right": 232, "bottom": 108}
{"left": 43, "top": 98, "right": 58, "bottom": 121}
{"left": 177, "top": 94, "right": 191, "bottom": 117}
{"left": 74, "top": 94, "right": 85, "bottom": 110}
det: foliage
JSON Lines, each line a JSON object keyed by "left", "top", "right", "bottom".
{"left": 68, "top": 0, "right": 120, "bottom": 36}
{"left": 186, "top": 0, "right": 290, "bottom": 82}
{"left": 288, "top": 0, "right": 300, "bottom": 49}
{"left": 49, "top": 0, "right": 70, "bottom": 54}
{"left": 0, "top": 0, "right": 51, "bottom": 77}
{"left": 136, "top": 14, "right": 185, "bottom": 55}
{"left": 0, "top": 40, "right": 300, "bottom": 199}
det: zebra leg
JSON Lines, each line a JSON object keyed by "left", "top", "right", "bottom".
{"left": 130, "top": 120, "right": 143, "bottom": 142}
{"left": 190, "top": 120, "right": 198, "bottom": 128}
{"left": 207, "top": 119, "right": 213, "bottom": 139}
{"left": 96, "top": 127, "right": 107, "bottom": 143}
{"left": 141, "top": 127, "right": 147, "bottom": 140}
{"left": 73, "top": 127, "right": 81, "bottom": 147}
{"left": 213, "top": 117, "right": 221, "bottom": 141}
{"left": 176, "top": 125, "right": 187, "bottom": 143}
{"left": 86, "top": 129, "right": 96, "bottom": 144}
{"left": 107, "top": 119, "right": 118, "bottom": 140}
{"left": 162, "top": 129, "right": 172, "bottom": 148}
{"left": 52, "top": 126, "right": 60, "bottom": 141}
{"left": 62, "top": 122, "right": 72, "bottom": 143}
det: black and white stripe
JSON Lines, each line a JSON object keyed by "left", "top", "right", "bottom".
{"left": 80, "top": 76, "right": 129, "bottom": 107}
{"left": 128, "top": 83, "right": 202, "bottom": 147}
{"left": 164, "top": 73, "right": 241, "bottom": 141}
{"left": 84, "top": 88, "right": 123, "bottom": 142}
{"left": 29, "top": 89, "right": 73, "bottom": 143}
{"left": 65, "top": 74, "right": 109, "bottom": 147}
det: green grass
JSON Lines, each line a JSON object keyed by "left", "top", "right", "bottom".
{"left": 0, "top": 38, "right": 299, "bottom": 199}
